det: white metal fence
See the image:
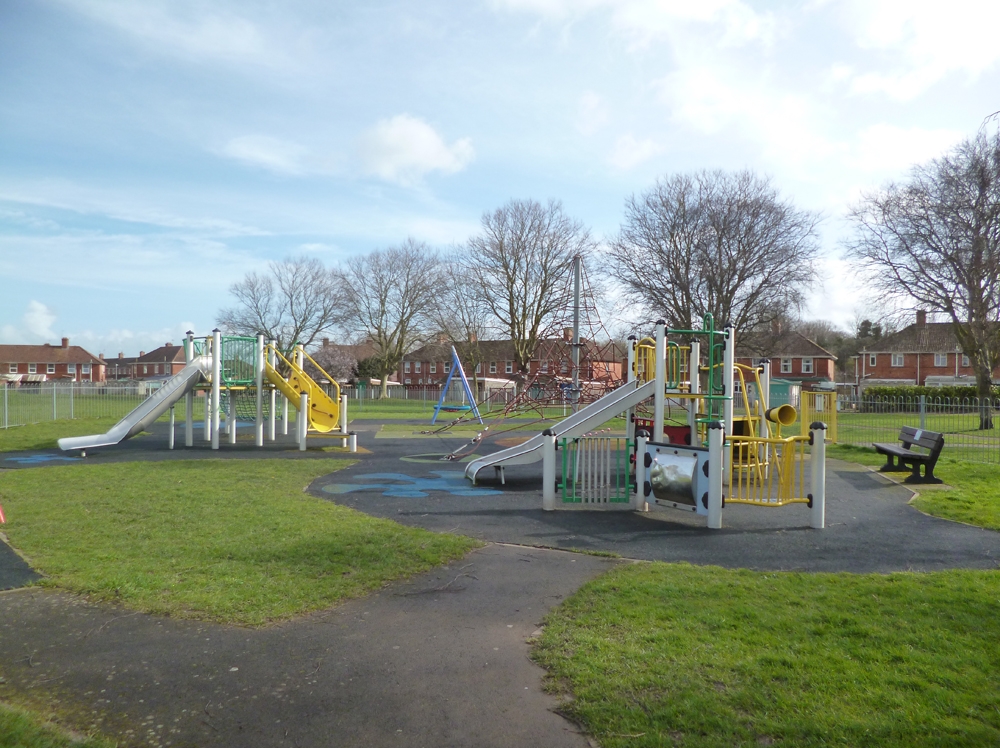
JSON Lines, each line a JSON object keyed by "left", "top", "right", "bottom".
{"left": 0, "top": 382, "right": 166, "bottom": 429}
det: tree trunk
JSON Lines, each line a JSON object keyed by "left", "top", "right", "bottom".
{"left": 380, "top": 375, "right": 389, "bottom": 400}
{"left": 975, "top": 365, "right": 994, "bottom": 430}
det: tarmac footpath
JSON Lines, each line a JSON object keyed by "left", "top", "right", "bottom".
{"left": 0, "top": 543, "right": 611, "bottom": 748}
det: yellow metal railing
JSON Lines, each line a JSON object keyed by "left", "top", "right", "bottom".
{"left": 801, "top": 391, "right": 837, "bottom": 442}
{"left": 727, "top": 434, "right": 810, "bottom": 506}
{"left": 633, "top": 338, "right": 690, "bottom": 388}
{"left": 265, "top": 345, "right": 341, "bottom": 432}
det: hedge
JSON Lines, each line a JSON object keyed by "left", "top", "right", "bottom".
{"left": 862, "top": 385, "right": 1000, "bottom": 401}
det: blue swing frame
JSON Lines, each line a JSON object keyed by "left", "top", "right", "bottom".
{"left": 431, "top": 346, "right": 484, "bottom": 424}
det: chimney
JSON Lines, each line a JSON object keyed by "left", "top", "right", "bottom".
{"left": 322, "top": 338, "right": 330, "bottom": 347}
{"left": 563, "top": 327, "right": 573, "bottom": 342}
{"left": 118, "top": 352, "right": 124, "bottom": 359}
{"left": 139, "top": 351, "right": 145, "bottom": 357}
{"left": 916, "top": 310, "right": 927, "bottom": 327}
{"left": 61, "top": 337, "right": 69, "bottom": 348}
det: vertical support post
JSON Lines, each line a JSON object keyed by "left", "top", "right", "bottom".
{"left": 70, "top": 381, "right": 74, "bottom": 420}
{"left": 634, "top": 431, "right": 648, "bottom": 511}
{"left": 919, "top": 395, "right": 926, "bottom": 430}
{"left": 228, "top": 389, "right": 237, "bottom": 444}
{"left": 340, "top": 393, "right": 348, "bottom": 446}
{"left": 2, "top": 384, "right": 7, "bottom": 429}
{"left": 348, "top": 431, "right": 357, "bottom": 453}
{"left": 654, "top": 320, "right": 666, "bottom": 442}
{"left": 255, "top": 334, "right": 264, "bottom": 447}
{"left": 268, "top": 340, "right": 277, "bottom": 441}
{"left": 688, "top": 339, "right": 701, "bottom": 438}
{"left": 759, "top": 359, "right": 771, "bottom": 439}
{"left": 185, "top": 330, "right": 194, "bottom": 447}
{"left": 299, "top": 392, "right": 308, "bottom": 451}
{"left": 542, "top": 429, "right": 557, "bottom": 511}
{"left": 211, "top": 329, "right": 221, "bottom": 450}
{"left": 571, "top": 254, "right": 581, "bottom": 413}
{"left": 722, "top": 326, "right": 735, "bottom": 480}
{"left": 625, "top": 335, "right": 637, "bottom": 443}
{"left": 168, "top": 406, "right": 175, "bottom": 450}
{"left": 53, "top": 382, "right": 57, "bottom": 421}
{"left": 810, "top": 422, "right": 827, "bottom": 529}
{"left": 707, "top": 421, "right": 724, "bottom": 529}
{"left": 282, "top": 395, "right": 289, "bottom": 436}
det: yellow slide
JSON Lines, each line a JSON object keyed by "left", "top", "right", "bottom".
{"left": 264, "top": 346, "right": 341, "bottom": 433}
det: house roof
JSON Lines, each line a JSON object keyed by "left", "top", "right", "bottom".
{"left": 736, "top": 331, "right": 836, "bottom": 360}
{"left": 0, "top": 343, "right": 104, "bottom": 365}
{"left": 862, "top": 322, "right": 962, "bottom": 353}
{"left": 135, "top": 345, "right": 186, "bottom": 364}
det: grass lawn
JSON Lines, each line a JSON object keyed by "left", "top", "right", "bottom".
{"left": 534, "top": 563, "right": 1000, "bottom": 748}
{"left": 0, "top": 702, "right": 111, "bottom": 748}
{"left": 0, "top": 460, "right": 479, "bottom": 625}
{"left": 0, "top": 418, "right": 143, "bottom": 453}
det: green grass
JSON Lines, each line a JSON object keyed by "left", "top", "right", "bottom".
{"left": 0, "top": 702, "right": 112, "bottom": 748}
{"left": 534, "top": 563, "right": 1000, "bottom": 748}
{"left": 0, "top": 418, "right": 143, "bottom": 453}
{"left": 0, "top": 460, "right": 479, "bottom": 625}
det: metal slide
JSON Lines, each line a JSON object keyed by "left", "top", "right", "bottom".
{"left": 264, "top": 357, "right": 340, "bottom": 433}
{"left": 465, "top": 379, "right": 658, "bottom": 483}
{"left": 58, "top": 356, "right": 211, "bottom": 452}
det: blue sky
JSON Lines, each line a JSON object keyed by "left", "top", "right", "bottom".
{"left": 2, "top": 0, "right": 997, "bottom": 356}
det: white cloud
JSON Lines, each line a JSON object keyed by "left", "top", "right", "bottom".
{"left": 357, "top": 115, "right": 474, "bottom": 186}
{"left": 220, "top": 135, "right": 310, "bottom": 175}
{"left": 608, "top": 134, "right": 662, "bottom": 170}
{"left": 576, "top": 91, "right": 609, "bottom": 136}
{"left": 851, "top": 124, "right": 964, "bottom": 174}
{"left": 840, "top": 0, "right": 1000, "bottom": 100}
{"left": 1, "top": 301, "right": 57, "bottom": 344}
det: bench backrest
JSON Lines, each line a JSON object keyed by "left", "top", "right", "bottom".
{"left": 900, "top": 426, "right": 944, "bottom": 453}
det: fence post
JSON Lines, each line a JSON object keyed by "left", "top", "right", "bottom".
{"left": 707, "top": 421, "right": 724, "bottom": 529}
{"left": 2, "top": 384, "right": 6, "bottom": 429}
{"left": 919, "top": 395, "right": 926, "bottom": 430}
{"left": 70, "top": 381, "right": 74, "bottom": 420}
{"left": 810, "top": 422, "right": 827, "bottom": 529}
{"left": 211, "top": 329, "right": 221, "bottom": 450}
{"left": 542, "top": 429, "right": 557, "bottom": 511}
{"left": 52, "top": 383, "right": 57, "bottom": 421}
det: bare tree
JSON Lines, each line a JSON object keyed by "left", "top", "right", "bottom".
{"left": 431, "top": 254, "right": 494, "bottom": 392}
{"left": 338, "top": 239, "right": 441, "bottom": 398}
{"left": 848, "top": 126, "right": 1000, "bottom": 426}
{"left": 465, "top": 199, "right": 595, "bottom": 390}
{"left": 216, "top": 257, "right": 343, "bottom": 350}
{"left": 605, "top": 170, "right": 821, "bottom": 339}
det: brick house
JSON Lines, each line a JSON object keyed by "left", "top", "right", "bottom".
{"left": 0, "top": 338, "right": 106, "bottom": 384}
{"left": 399, "top": 332, "right": 623, "bottom": 389}
{"left": 736, "top": 331, "right": 836, "bottom": 391}
{"left": 106, "top": 344, "right": 186, "bottom": 380}
{"left": 859, "top": 311, "right": 998, "bottom": 388}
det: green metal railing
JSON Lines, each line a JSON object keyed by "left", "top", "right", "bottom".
{"left": 559, "top": 436, "right": 635, "bottom": 504}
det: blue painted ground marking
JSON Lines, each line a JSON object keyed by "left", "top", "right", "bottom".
{"left": 5, "top": 454, "right": 83, "bottom": 464}
{"left": 321, "top": 470, "right": 501, "bottom": 498}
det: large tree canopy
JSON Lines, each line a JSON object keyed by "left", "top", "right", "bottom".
{"left": 847, "top": 126, "right": 1000, "bottom": 420}
{"left": 216, "top": 257, "right": 343, "bottom": 350}
{"left": 605, "top": 170, "right": 821, "bottom": 338}
{"left": 338, "top": 238, "right": 441, "bottom": 398}
{"left": 465, "top": 198, "right": 594, "bottom": 386}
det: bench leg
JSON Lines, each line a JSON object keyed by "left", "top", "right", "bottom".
{"left": 879, "top": 454, "right": 908, "bottom": 472}
{"left": 904, "top": 462, "right": 943, "bottom": 485}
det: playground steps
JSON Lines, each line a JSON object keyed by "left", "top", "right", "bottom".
{"left": 264, "top": 359, "right": 340, "bottom": 433}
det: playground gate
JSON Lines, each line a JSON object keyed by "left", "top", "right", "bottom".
{"left": 559, "top": 436, "right": 634, "bottom": 506}
{"left": 726, "top": 435, "right": 811, "bottom": 507}
{"left": 800, "top": 392, "right": 837, "bottom": 442}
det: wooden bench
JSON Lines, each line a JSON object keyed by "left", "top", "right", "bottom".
{"left": 874, "top": 426, "right": 944, "bottom": 484}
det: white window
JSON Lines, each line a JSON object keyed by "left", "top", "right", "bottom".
{"left": 869, "top": 354, "right": 876, "bottom": 367}
{"left": 891, "top": 353, "right": 904, "bottom": 367}
{"left": 46, "top": 363, "right": 55, "bottom": 374}
{"left": 801, "top": 358, "right": 813, "bottom": 374}
{"left": 505, "top": 361, "right": 513, "bottom": 374}
{"left": 934, "top": 353, "right": 948, "bottom": 367}
{"left": 444, "top": 362, "right": 450, "bottom": 374}
{"left": 780, "top": 358, "right": 792, "bottom": 374}
{"left": 430, "top": 362, "right": 436, "bottom": 374}
{"left": 476, "top": 363, "right": 481, "bottom": 373}
{"left": 489, "top": 361, "right": 497, "bottom": 374}
{"left": 962, "top": 354, "right": 970, "bottom": 367}
{"left": 560, "top": 360, "right": 569, "bottom": 373}
{"left": 82, "top": 364, "right": 91, "bottom": 374}
{"left": 67, "top": 363, "right": 75, "bottom": 373}
{"left": 415, "top": 361, "right": 421, "bottom": 373}
{"left": 143, "top": 365, "right": 148, "bottom": 374}
{"left": 404, "top": 361, "right": 410, "bottom": 373}
{"left": 8, "top": 363, "right": 16, "bottom": 374}
{"left": 404, "top": 378, "right": 411, "bottom": 385}
{"left": 540, "top": 360, "right": 548, "bottom": 373}
{"left": 418, "top": 378, "right": 422, "bottom": 384}
{"left": 28, "top": 363, "right": 37, "bottom": 374}
{"left": 155, "top": 364, "right": 161, "bottom": 374}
